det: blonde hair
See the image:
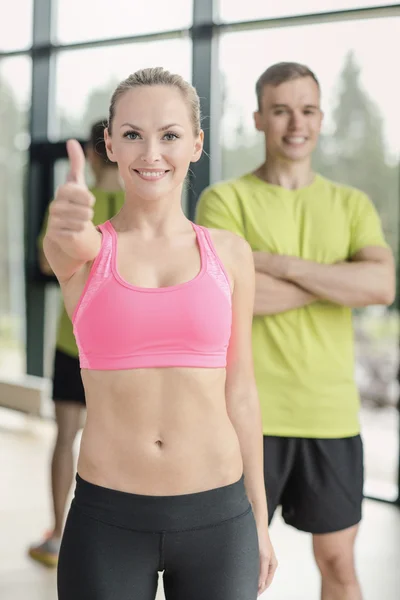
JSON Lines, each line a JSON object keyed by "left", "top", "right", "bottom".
{"left": 108, "top": 67, "right": 201, "bottom": 136}
{"left": 256, "top": 62, "right": 320, "bottom": 111}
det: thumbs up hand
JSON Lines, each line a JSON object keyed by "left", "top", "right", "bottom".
{"left": 66, "top": 139, "right": 88, "bottom": 186}
{"left": 45, "top": 140, "right": 101, "bottom": 266}
{"left": 47, "top": 140, "right": 96, "bottom": 240}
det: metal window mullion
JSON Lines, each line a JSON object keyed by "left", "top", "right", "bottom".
{"left": 26, "top": 0, "right": 53, "bottom": 377}
{"left": 187, "top": 0, "right": 218, "bottom": 220}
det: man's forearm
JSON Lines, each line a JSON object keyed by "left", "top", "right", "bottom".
{"left": 254, "top": 272, "right": 316, "bottom": 315}
{"left": 288, "top": 259, "right": 394, "bottom": 307}
{"left": 254, "top": 250, "right": 395, "bottom": 308}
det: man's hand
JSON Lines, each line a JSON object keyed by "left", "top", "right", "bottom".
{"left": 257, "top": 530, "right": 278, "bottom": 595}
{"left": 253, "top": 251, "right": 296, "bottom": 280}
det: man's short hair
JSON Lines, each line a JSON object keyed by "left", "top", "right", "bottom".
{"left": 255, "top": 62, "right": 320, "bottom": 111}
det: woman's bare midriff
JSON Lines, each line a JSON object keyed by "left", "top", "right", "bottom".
{"left": 77, "top": 366, "right": 243, "bottom": 496}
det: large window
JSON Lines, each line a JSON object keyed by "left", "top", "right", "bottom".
{"left": 50, "top": 38, "right": 192, "bottom": 140}
{"left": 55, "top": 0, "right": 193, "bottom": 44}
{"left": 219, "top": 16, "right": 400, "bottom": 500}
{"left": 218, "top": 1, "right": 400, "bottom": 23}
{"left": 0, "top": 57, "right": 31, "bottom": 378}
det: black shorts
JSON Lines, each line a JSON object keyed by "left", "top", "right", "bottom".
{"left": 58, "top": 474, "right": 259, "bottom": 600}
{"left": 52, "top": 349, "right": 86, "bottom": 406}
{"left": 264, "top": 435, "right": 364, "bottom": 534}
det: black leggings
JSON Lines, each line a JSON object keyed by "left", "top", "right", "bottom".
{"left": 58, "top": 474, "right": 259, "bottom": 600}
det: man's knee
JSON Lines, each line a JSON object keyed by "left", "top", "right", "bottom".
{"left": 315, "top": 548, "right": 357, "bottom": 585}
{"left": 313, "top": 527, "right": 359, "bottom": 586}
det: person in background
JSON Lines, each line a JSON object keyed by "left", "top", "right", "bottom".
{"left": 29, "top": 120, "right": 125, "bottom": 567}
{"left": 196, "top": 62, "right": 395, "bottom": 600}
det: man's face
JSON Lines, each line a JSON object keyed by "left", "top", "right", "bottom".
{"left": 254, "top": 77, "right": 323, "bottom": 163}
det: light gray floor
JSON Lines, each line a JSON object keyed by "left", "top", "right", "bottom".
{"left": 1, "top": 407, "right": 399, "bottom": 600}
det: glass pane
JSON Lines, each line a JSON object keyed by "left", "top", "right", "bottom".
{"left": 219, "top": 17, "right": 400, "bottom": 500}
{"left": 0, "top": 57, "right": 31, "bottom": 378}
{"left": 50, "top": 38, "right": 192, "bottom": 140}
{"left": 0, "top": 0, "right": 33, "bottom": 51}
{"left": 218, "top": 0, "right": 399, "bottom": 23}
{"left": 55, "top": 0, "right": 193, "bottom": 44}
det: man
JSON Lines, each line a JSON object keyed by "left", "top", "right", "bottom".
{"left": 29, "top": 120, "right": 125, "bottom": 567}
{"left": 196, "top": 62, "right": 395, "bottom": 600}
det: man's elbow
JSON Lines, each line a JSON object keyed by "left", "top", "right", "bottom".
{"left": 380, "top": 268, "right": 396, "bottom": 305}
{"left": 371, "top": 277, "right": 396, "bottom": 306}
{"left": 377, "top": 286, "right": 395, "bottom": 306}
{"left": 352, "top": 287, "right": 395, "bottom": 308}
{"left": 371, "top": 264, "right": 396, "bottom": 306}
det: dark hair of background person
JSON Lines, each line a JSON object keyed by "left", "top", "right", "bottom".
{"left": 255, "top": 62, "right": 320, "bottom": 111}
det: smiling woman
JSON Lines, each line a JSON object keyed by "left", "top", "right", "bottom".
{"left": 42, "top": 67, "right": 276, "bottom": 600}
{"left": 103, "top": 69, "right": 203, "bottom": 202}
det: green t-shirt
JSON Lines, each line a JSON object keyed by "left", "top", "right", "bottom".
{"left": 38, "top": 187, "right": 125, "bottom": 358}
{"left": 196, "top": 173, "right": 388, "bottom": 438}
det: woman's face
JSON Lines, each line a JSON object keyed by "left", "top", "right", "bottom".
{"left": 105, "top": 85, "right": 203, "bottom": 201}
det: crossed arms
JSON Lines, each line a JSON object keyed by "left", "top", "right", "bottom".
{"left": 253, "top": 246, "right": 395, "bottom": 315}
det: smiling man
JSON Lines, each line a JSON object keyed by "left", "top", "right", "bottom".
{"left": 196, "top": 62, "right": 395, "bottom": 600}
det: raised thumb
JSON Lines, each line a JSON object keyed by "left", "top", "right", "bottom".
{"left": 66, "top": 139, "right": 86, "bottom": 186}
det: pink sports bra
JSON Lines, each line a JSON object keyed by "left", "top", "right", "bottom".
{"left": 72, "top": 221, "right": 232, "bottom": 370}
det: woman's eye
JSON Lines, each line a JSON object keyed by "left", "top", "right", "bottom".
{"left": 163, "top": 133, "right": 179, "bottom": 141}
{"left": 123, "top": 131, "right": 140, "bottom": 140}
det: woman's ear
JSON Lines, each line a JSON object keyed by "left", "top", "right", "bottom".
{"left": 191, "top": 130, "right": 204, "bottom": 163}
{"left": 104, "top": 128, "right": 117, "bottom": 163}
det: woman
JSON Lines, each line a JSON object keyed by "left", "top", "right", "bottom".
{"left": 44, "top": 67, "right": 277, "bottom": 600}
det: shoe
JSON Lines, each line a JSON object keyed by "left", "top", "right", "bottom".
{"left": 28, "top": 533, "right": 61, "bottom": 568}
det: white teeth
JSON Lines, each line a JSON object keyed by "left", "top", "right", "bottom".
{"left": 137, "top": 171, "right": 165, "bottom": 177}
{"left": 285, "top": 137, "right": 306, "bottom": 144}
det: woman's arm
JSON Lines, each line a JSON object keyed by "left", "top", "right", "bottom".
{"left": 210, "top": 229, "right": 278, "bottom": 595}
{"left": 44, "top": 140, "right": 101, "bottom": 283}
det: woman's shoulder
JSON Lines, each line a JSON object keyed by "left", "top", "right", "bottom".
{"left": 202, "top": 226, "right": 253, "bottom": 273}
{"left": 204, "top": 226, "right": 251, "bottom": 252}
